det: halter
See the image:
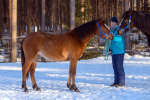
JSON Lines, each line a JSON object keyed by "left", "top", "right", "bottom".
{"left": 118, "top": 15, "right": 131, "bottom": 34}
{"left": 97, "top": 21, "right": 112, "bottom": 39}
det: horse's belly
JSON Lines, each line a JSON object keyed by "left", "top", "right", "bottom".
{"left": 38, "top": 51, "right": 68, "bottom": 62}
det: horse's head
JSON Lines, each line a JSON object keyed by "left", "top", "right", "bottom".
{"left": 97, "top": 19, "right": 113, "bottom": 40}
{"left": 117, "top": 9, "right": 135, "bottom": 36}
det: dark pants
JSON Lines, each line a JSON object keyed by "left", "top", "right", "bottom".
{"left": 112, "top": 54, "right": 125, "bottom": 85}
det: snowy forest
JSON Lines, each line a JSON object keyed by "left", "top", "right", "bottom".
{"left": 0, "top": 0, "right": 150, "bottom": 62}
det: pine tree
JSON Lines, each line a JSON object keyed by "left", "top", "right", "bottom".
{"left": 11, "top": 0, "right": 17, "bottom": 62}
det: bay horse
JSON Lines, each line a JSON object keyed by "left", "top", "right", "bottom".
{"left": 21, "top": 19, "right": 113, "bottom": 92}
{"left": 117, "top": 9, "right": 150, "bottom": 47}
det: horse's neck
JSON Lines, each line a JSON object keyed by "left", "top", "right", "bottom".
{"left": 135, "top": 25, "right": 150, "bottom": 36}
{"left": 81, "top": 32, "right": 96, "bottom": 46}
{"left": 134, "top": 12, "right": 150, "bottom": 35}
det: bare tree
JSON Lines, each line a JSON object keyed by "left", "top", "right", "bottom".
{"left": 106, "top": 0, "right": 110, "bottom": 26}
{"left": 53, "top": 0, "right": 57, "bottom": 34}
{"left": 130, "top": 0, "right": 133, "bottom": 9}
{"left": 97, "top": 0, "right": 102, "bottom": 18}
{"left": 42, "top": 0, "right": 45, "bottom": 32}
{"left": 141, "top": 0, "right": 143, "bottom": 10}
{"left": 144, "top": 0, "right": 148, "bottom": 13}
{"left": 9, "top": 0, "right": 12, "bottom": 60}
{"left": 124, "top": 0, "right": 131, "bottom": 54}
{"left": 58, "top": 0, "right": 62, "bottom": 33}
{"left": 26, "top": 0, "right": 32, "bottom": 34}
{"left": 41, "top": 0, "right": 46, "bottom": 62}
{"left": 136, "top": 0, "right": 142, "bottom": 40}
{"left": 36, "top": 0, "right": 39, "bottom": 32}
{"left": 80, "top": 0, "right": 85, "bottom": 24}
{"left": 11, "top": 0, "right": 17, "bottom": 62}
{"left": 70, "top": 0, "right": 75, "bottom": 30}
{"left": 0, "top": 0, "right": 4, "bottom": 44}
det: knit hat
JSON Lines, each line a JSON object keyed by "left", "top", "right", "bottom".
{"left": 110, "top": 16, "right": 118, "bottom": 23}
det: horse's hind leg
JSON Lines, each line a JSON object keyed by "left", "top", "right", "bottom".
{"left": 29, "top": 55, "right": 41, "bottom": 91}
{"left": 22, "top": 58, "right": 34, "bottom": 92}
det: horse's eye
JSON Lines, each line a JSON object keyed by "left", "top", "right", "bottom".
{"left": 125, "top": 19, "right": 128, "bottom": 22}
{"left": 103, "top": 27, "right": 106, "bottom": 28}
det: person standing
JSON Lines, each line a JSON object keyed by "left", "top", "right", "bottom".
{"left": 109, "top": 16, "right": 125, "bottom": 87}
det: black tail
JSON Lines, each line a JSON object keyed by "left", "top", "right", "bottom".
{"left": 147, "top": 35, "right": 150, "bottom": 47}
{"left": 21, "top": 39, "right": 29, "bottom": 79}
{"left": 145, "top": 34, "right": 150, "bottom": 47}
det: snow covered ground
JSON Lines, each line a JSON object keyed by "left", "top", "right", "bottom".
{"left": 0, "top": 54, "right": 150, "bottom": 100}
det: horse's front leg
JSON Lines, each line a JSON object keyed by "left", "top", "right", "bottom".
{"left": 67, "top": 58, "right": 80, "bottom": 92}
{"left": 67, "top": 73, "right": 72, "bottom": 88}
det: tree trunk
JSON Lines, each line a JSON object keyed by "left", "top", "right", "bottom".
{"left": 137, "top": 0, "right": 140, "bottom": 11}
{"left": 97, "top": 0, "right": 101, "bottom": 18}
{"left": 9, "top": 0, "right": 12, "bottom": 35}
{"left": 144, "top": 0, "right": 148, "bottom": 13}
{"left": 41, "top": 0, "right": 46, "bottom": 62}
{"left": 70, "top": 0, "right": 75, "bottom": 30}
{"left": 36, "top": 0, "right": 39, "bottom": 32}
{"left": 130, "top": 0, "right": 132, "bottom": 9}
{"left": 141, "top": 0, "right": 144, "bottom": 11}
{"left": 58, "top": 0, "right": 62, "bottom": 33}
{"left": 11, "top": 0, "right": 17, "bottom": 62}
{"left": 137, "top": 0, "right": 141, "bottom": 40}
{"left": 88, "top": 0, "right": 92, "bottom": 21}
{"left": 114, "top": 0, "right": 117, "bottom": 16}
{"left": 9, "top": 0, "right": 12, "bottom": 61}
{"left": 124, "top": 0, "right": 131, "bottom": 54}
{"left": 106, "top": 0, "right": 110, "bottom": 27}
{"left": 91, "top": 0, "right": 97, "bottom": 20}
{"left": 0, "top": 0, "right": 4, "bottom": 45}
{"left": 42, "top": 0, "right": 45, "bottom": 32}
{"left": 80, "top": 0, "right": 84, "bottom": 24}
{"left": 116, "top": 0, "right": 119, "bottom": 19}
{"left": 53, "top": 0, "right": 57, "bottom": 34}
{"left": 103, "top": 0, "right": 106, "bottom": 22}
{"left": 27, "top": 0, "right": 32, "bottom": 34}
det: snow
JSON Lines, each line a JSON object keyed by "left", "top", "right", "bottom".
{"left": 0, "top": 54, "right": 150, "bottom": 100}
{"left": 0, "top": 55, "right": 4, "bottom": 62}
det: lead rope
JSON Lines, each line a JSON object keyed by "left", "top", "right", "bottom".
{"left": 103, "top": 40, "right": 111, "bottom": 60}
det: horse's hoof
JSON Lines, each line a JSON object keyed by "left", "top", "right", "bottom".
{"left": 69, "top": 84, "right": 80, "bottom": 92}
{"left": 69, "top": 87, "right": 74, "bottom": 91}
{"left": 74, "top": 87, "right": 80, "bottom": 92}
{"left": 36, "top": 87, "right": 41, "bottom": 91}
{"left": 24, "top": 88, "right": 29, "bottom": 92}
{"left": 67, "top": 83, "right": 71, "bottom": 88}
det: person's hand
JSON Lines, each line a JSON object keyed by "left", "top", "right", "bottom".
{"left": 108, "top": 51, "right": 112, "bottom": 55}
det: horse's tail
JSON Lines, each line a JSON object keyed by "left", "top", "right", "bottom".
{"left": 21, "top": 39, "right": 29, "bottom": 79}
{"left": 145, "top": 34, "right": 150, "bottom": 47}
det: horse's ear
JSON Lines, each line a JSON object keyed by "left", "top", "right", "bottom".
{"left": 98, "top": 19, "right": 103, "bottom": 24}
{"left": 128, "top": 8, "right": 132, "bottom": 15}
{"left": 129, "top": 8, "right": 132, "bottom": 11}
{"left": 103, "top": 19, "right": 105, "bottom": 23}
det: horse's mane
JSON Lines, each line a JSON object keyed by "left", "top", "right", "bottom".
{"left": 129, "top": 11, "right": 150, "bottom": 34}
{"left": 74, "top": 19, "right": 100, "bottom": 39}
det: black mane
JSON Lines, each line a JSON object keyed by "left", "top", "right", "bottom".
{"left": 74, "top": 19, "right": 100, "bottom": 39}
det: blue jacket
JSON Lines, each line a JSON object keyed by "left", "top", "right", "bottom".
{"left": 110, "top": 26, "right": 125, "bottom": 55}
